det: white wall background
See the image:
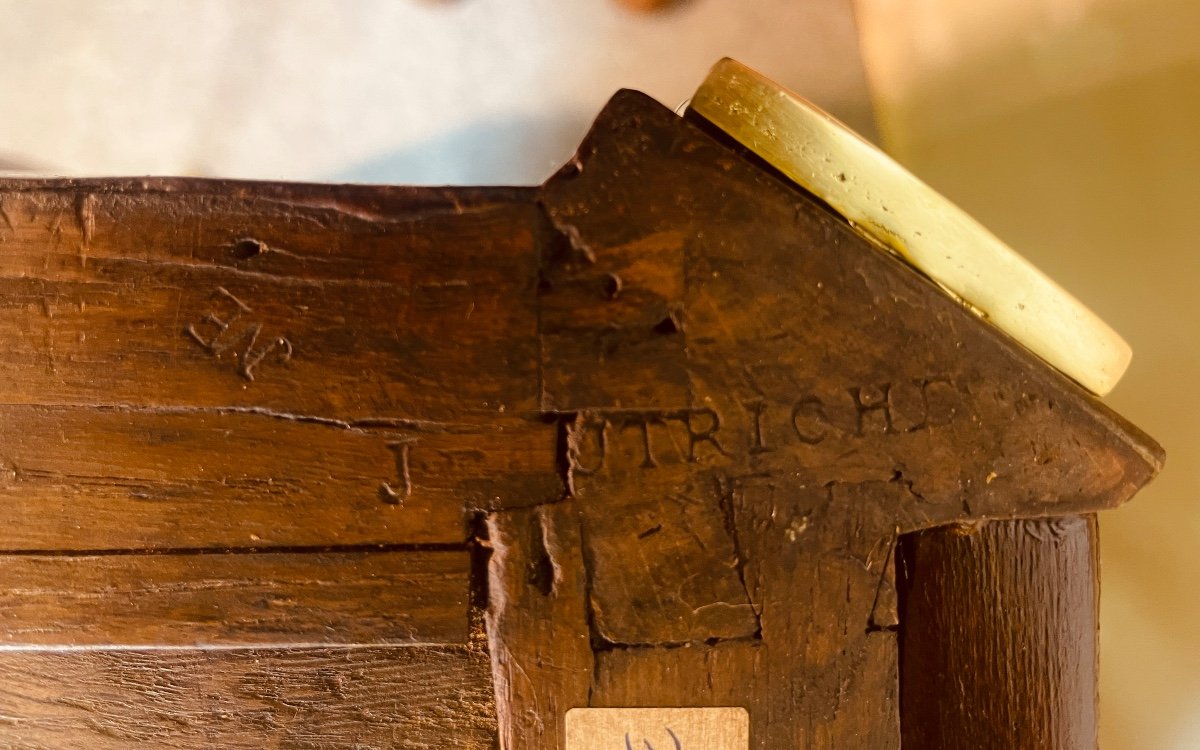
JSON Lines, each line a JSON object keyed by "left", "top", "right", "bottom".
{"left": 0, "top": 0, "right": 873, "bottom": 183}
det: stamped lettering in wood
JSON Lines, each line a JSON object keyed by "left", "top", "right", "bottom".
{"left": 565, "top": 408, "right": 731, "bottom": 477}
{"left": 567, "top": 377, "right": 962, "bottom": 475}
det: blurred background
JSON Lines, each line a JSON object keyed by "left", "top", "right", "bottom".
{"left": 0, "top": 0, "right": 1194, "bottom": 746}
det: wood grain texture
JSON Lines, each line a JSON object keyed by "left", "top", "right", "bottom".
{"left": 0, "top": 646, "right": 496, "bottom": 749}
{"left": 566, "top": 707, "right": 749, "bottom": 749}
{"left": 0, "top": 180, "right": 562, "bottom": 551}
{"left": 0, "top": 404, "right": 556, "bottom": 549}
{"left": 0, "top": 181, "right": 541, "bottom": 420}
{"left": 898, "top": 516, "right": 1100, "bottom": 750}
{"left": 546, "top": 92, "right": 1162, "bottom": 528}
{"left": 564, "top": 413, "right": 759, "bottom": 645}
{"left": 0, "top": 550, "right": 468, "bottom": 646}
{"left": 486, "top": 501, "right": 593, "bottom": 750}
{"left": 0, "top": 92, "right": 1165, "bottom": 748}
{"left": 510, "top": 89, "right": 1163, "bottom": 748}
{"left": 0, "top": 180, "right": 549, "bottom": 746}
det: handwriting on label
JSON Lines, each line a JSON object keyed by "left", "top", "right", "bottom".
{"left": 565, "top": 708, "right": 749, "bottom": 750}
{"left": 569, "top": 378, "right": 961, "bottom": 474}
{"left": 185, "top": 287, "right": 293, "bottom": 381}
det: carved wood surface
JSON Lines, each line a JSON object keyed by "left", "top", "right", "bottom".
{"left": 0, "top": 91, "right": 1163, "bottom": 748}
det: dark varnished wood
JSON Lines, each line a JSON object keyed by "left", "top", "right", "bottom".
{"left": 898, "top": 516, "right": 1100, "bottom": 749}
{"left": 486, "top": 501, "right": 593, "bottom": 749}
{"left": 498, "top": 89, "right": 1160, "bottom": 748}
{"left": 0, "top": 182, "right": 544, "bottom": 420}
{"left": 0, "top": 550, "right": 468, "bottom": 646}
{"left": 0, "top": 181, "right": 561, "bottom": 550}
{"left": 0, "top": 90, "right": 1163, "bottom": 748}
{"left": 0, "top": 179, "right": 539, "bottom": 747}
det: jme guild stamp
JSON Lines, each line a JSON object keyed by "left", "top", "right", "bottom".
{"left": 565, "top": 708, "right": 750, "bottom": 749}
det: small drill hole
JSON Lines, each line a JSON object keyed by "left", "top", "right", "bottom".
{"left": 233, "top": 238, "right": 268, "bottom": 259}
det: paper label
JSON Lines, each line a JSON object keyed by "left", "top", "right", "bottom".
{"left": 565, "top": 707, "right": 749, "bottom": 749}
